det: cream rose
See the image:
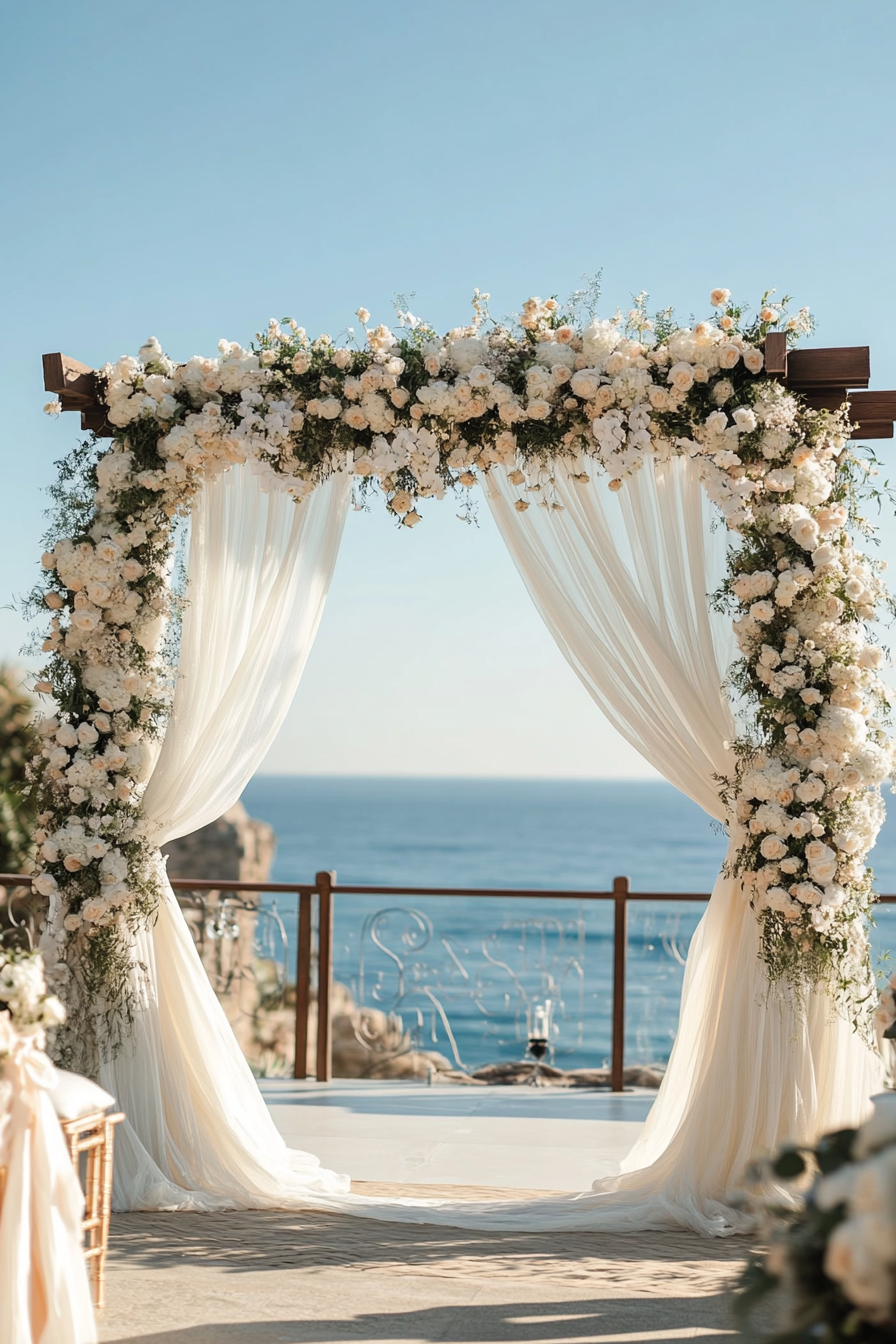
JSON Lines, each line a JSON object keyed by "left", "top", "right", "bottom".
{"left": 666, "top": 361, "right": 695, "bottom": 392}
{"left": 760, "top": 835, "right": 788, "bottom": 861}
{"left": 390, "top": 490, "right": 413, "bottom": 516}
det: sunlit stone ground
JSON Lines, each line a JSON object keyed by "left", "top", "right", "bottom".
{"left": 98, "top": 1082, "right": 756, "bottom": 1344}
{"left": 262, "top": 1079, "right": 653, "bottom": 1191}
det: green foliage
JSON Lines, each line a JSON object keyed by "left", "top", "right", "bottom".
{"left": 0, "top": 668, "right": 37, "bottom": 874}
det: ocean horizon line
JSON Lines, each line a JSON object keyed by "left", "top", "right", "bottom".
{"left": 251, "top": 773, "right": 668, "bottom": 784}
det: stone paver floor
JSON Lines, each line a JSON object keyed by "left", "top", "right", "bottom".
{"left": 98, "top": 1183, "right": 755, "bottom": 1344}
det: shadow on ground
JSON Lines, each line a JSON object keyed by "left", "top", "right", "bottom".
{"left": 109, "top": 1209, "right": 750, "bottom": 1280}
{"left": 101, "top": 1292, "right": 741, "bottom": 1343}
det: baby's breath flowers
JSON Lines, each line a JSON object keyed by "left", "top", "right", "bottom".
{"left": 32, "top": 285, "right": 890, "bottom": 1052}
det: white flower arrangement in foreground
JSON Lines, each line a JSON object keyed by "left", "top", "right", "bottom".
{"left": 739, "top": 1093, "right": 896, "bottom": 1338}
{"left": 31, "top": 285, "right": 893, "bottom": 1064}
{"left": 0, "top": 943, "right": 66, "bottom": 1056}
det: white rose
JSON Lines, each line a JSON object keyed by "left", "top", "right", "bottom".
{"left": 667, "top": 362, "right": 695, "bottom": 392}
{"left": 742, "top": 348, "right": 764, "bottom": 374}
{"left": 790, "top": 515, "right": 820, "bottom": 550}
{"left": 710, "top": 288, "right": 731, "bottom": 308}
{"left": 760, "top": 835, "right": 788, "bottom": 861}
{"left": 718, "top": 342, "right": 741, "bottom": 369}
{"left": 816, "top": 504, "right": 847, "bottom": 534}
{"left": 765, "top": 468, "right": 795, "bottom": 492}
{"left": 732, "top": 407, "right": 757, "bottom": 433}
{"left": 390, "top": 490, "right": 413, "bottom": 516}
{"left": 812, "top": 542, "right": 838, "bottom": 569}
{"left": 342, "top": 406, "right": 369, "bottom": 431}
{"left": 570, "top": 369, "right": 601, "bottom": 400}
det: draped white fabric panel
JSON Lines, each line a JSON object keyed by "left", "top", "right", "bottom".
{"left": 103, "top": 467, "right": 354, "bottom": 1209}
{"left": 0, "top": 1046, "right": 96, "bottom": 1344}
{"left": 103, "top": 454, "right": 883, "bottom": 1235}
{"left": 477, "top": 457, "right": 884, "bottom": 1230}
{"left": 142, "top": 464, "right": 351, "bottom": 845}
{"left": 488, "top": 456, "right": 735, "bottom": 816}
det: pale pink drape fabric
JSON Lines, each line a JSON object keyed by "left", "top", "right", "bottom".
{"left": 0, "top": 1041, "right": 95, "bottom": 1344}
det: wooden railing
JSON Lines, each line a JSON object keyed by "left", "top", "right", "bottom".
{"left": 4, "top": 871, "right": 896, "bottom": 1092}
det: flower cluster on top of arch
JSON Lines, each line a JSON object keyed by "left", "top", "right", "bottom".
{"left": 31, "top": 286, "right": 894, "bottom": 1062}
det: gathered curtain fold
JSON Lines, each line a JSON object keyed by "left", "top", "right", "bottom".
{"left": 0, "top": 1043, "right": 96, "bottom": 1344}
{"left": 101, "top": 465, "right": 354, "bottom": 1210}
{"left": 479, "top": 456, "right": 883, "bottom": 1231}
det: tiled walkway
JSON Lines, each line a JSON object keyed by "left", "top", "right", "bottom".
{"left": 99, "top": 1191, "right": 750, "bottom": 1343}
{"left": 97, "top": 1084, "right": 758, "bottom": 1343}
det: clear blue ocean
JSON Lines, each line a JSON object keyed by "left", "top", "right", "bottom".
{"left": 240, "top": 777, "right": 896, "bottom": 1072}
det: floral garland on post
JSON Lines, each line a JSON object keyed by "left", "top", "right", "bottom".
{"left": 30, "top": 285, "right": 893, "bottom": 1066}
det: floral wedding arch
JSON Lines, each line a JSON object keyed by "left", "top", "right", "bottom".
{"left": 27, "top": 285, "right": 896, "bottom": 1230}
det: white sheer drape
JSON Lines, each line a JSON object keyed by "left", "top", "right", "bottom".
{"left": 102, "top": 454, "right": 883, "bottom": 1234}
{"left": 102, "top": 465, "right": 354, "bottom": 1210}
{"left": 477, "top": 457, "right": 883, "bottom": 1230}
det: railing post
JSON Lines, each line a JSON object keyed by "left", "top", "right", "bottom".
{"left": 611, "top": 876, "right": 629, "bottom": 1093}
{"left": 315, "top": 871, "right": 335, "bottom": 1083}
{"left": 294, "top": 890, "right": 312, "bottom": 1079}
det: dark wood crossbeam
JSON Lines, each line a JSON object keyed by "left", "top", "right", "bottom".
{"left": 43, "top": 338, "right": 896, "bottom": 441}
{"left": 43, "top": 353, "right": 111, "bottom": 434}
{"left": 761, "top": 335, "right": 893, "bottom": 438}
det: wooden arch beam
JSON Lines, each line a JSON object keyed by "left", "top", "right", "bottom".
{"left": 43, "top": 341, "right": 896, "bottom": 441}
{"left": 43, "top": 353, "right": 112, "bottom": 435}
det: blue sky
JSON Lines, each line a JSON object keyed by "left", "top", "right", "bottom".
{"left": 2, "top": 0, "right": 895, "bottom": 776}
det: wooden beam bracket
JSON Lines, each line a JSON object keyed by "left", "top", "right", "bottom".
{"left": 43, "top": 353, "right": 113, "bottom": 436}
{"left": 763, "top": 332, "right": 788, "bottom": 376}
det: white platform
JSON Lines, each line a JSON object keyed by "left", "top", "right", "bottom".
{"left": 261, "top": 1078, "right": 653, "bottom": 1192}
